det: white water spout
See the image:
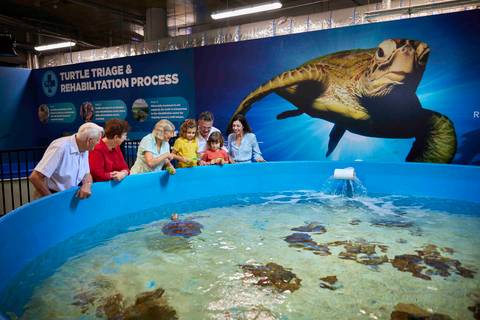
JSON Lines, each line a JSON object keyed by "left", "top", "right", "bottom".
{"left": 334, "top": 167, "right": 356, "bottom": 180}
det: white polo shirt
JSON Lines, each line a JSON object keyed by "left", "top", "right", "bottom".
{"left": 34, "top": 135, "right": 90, "bottom": 192}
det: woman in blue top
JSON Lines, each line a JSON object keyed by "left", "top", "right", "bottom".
{"left": 227, "top": 114, "right": 266, "bottom": 163}
{"left": 131, "top": 119, "right": 187, "bottom": 175}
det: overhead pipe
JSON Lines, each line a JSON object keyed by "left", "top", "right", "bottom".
{"left": 366, "top": 0, "right": 480, "bottom": 20}
{"left": 65, "top": 0, "right": 145, "bottom": 24}
{"left": 0, "top": 13, "right": 97, "bottom": 49}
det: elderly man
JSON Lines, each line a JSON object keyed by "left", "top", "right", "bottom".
{"left": 197, "top": 111, "right": 232, "bottom": 166}
{"left": 29, "top": 122, "right": 104, "bottom": 200}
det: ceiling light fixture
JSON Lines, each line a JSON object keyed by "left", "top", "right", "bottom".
{"left": 211, "top": 1, "right": 282, "bottom": 20}
{"left": 35, "top": 41, "right": 76, "bottom": 51}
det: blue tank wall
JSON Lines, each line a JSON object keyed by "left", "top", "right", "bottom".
{"left": 0, "top": 161, "right": 479, "bottom": 318}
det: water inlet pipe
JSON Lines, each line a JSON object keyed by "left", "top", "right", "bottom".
{"left": 334, "top": 167, "right": 356, "bottom": 180}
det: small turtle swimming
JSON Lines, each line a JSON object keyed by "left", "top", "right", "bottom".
{"left": 155, "top": 213, "right": 205, "bottom": 237}
{"left": 227, "top": 39, "right": 456, "bottom": 163}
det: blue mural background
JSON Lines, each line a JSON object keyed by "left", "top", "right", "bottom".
{"left": 194, "top": 10, "right": 480, "bottom": 164}
{"left": 0, "top": 10, "right": 479, "bottom": 164}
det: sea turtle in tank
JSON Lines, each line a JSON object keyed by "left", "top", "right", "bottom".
{"left": 226, "top": 39, "right": 457, "bottom": 163}
{"left": 160, "top": 213, "right": 204, "bottom": 237}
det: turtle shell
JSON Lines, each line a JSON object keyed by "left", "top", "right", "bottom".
{"left": 161, "top": 220, "right": 203, "bottom": 237}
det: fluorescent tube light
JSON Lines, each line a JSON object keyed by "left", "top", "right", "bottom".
{"left": 35, "top": 41, "right": 76, "bottom": 51}
{"left": 211, "top": 1, "right": 282, "bottom": 20}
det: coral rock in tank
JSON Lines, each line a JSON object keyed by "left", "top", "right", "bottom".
{"left": 391, "top": 303, "right": 453, "bottom": 319}
{"left": 291, "top": 222, "right": 327, "bottom": 234}
{"left": 390, "top": 244, "right": 476, "bottom": 280}
{"left": 371, "top": 219, "right": 415, "bottom": 228}
{"left": 96, "top": 288, "right": 178, "bottom": 320}
{"left": 284, "top": 233, "right": 331, "bottom": 255}
{"left": 334, "top": 239, "right": 390, "bottom": 268}
{"left": 468, "top": 301, "right": 480, "bottom": 319}
{"left": 371, "top": 219, "right": 422, "bottom": 236}
{"left": 319, "top": 275, "right": 339, "bottom": 290}
{"left": 238, "top": 262, "right": 302, "bottom": 293}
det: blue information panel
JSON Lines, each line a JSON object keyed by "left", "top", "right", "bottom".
{"left": 145, "top": 97, "right": 189, "bottom": 122}
{"left": 91, "top": 100, "right": 127, "bottom": 122}
{"left": 39, "top": 103, "right": 76, "bottom": 123}
{"left": 31, "top": 49, "right": 195, "bottom": 137}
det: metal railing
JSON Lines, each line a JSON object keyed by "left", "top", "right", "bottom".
{"left": 0, "top": 147, "right": 48, "bottom": 216}
{"left": 119, "top": 139, "right": 141, "bottom": 169}
{"left": 0, "top": 140, "right": 141, "bottom": 216}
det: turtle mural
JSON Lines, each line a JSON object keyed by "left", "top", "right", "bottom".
{"left": 226, "top": 39, "right": 457, "bottom": 163}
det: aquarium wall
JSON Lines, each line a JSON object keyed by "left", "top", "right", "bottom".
{"left": 1, "top": 161, "right": 479, "bottom": 297}
{"left": 0, "top": 67, "right": 36, "bottom": 150}
{"left": 0, "top": 10, "right": 479, "bottom": 163}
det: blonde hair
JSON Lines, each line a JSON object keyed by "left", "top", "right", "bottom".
{"left": 153, "top": 119, "right": 175, "bottom": 140}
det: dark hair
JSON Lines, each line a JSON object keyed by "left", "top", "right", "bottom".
{"left": 198, "top": 111, "right": 214, "bottom": 123}
{"left": 180, "top": 119, "right": 198, "bottom": 139}
{"left": 104, "top": 118, "right": 131, "bottom": 139}
{"left": 207, "top": 131, "right": 225, "bottom": 147}
{"left": 228, "top": 114, "right": 252, "bottom": 133}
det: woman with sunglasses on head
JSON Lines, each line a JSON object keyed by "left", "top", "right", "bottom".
{"left": 130, "top": 119, "right": 188, "bottom": 175}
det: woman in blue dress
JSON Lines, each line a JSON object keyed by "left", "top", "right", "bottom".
{"left": 227, "top": 114, "right": 266, "bottom": 164}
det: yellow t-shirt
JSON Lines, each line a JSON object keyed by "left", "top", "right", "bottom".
{"left": 173, "top": 137, "right": 199, "bottom": 168}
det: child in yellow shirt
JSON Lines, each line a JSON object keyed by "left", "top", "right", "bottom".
{"left": 172, "top": 119, "right": 203, "bottom": 168}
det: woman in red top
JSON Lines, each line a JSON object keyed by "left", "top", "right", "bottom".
{"left": 201, "top": 132, "right": 229, "bottom": 165}
{"left": 89, "top": 118, "right": 131, "bottom": 182}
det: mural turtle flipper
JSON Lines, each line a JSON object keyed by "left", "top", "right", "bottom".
{"left": 227, "top": 38, "right": 457, "bottom": 163}
{"left": 226, "top": 64, "right": 329, "bottom": 132}
{"left": 406, "top": 110, "right": 457, "bottom": 163}
{"left": 327, "top": 125, "right": 346, "bottom": 157}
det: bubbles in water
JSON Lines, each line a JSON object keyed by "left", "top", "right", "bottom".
{"left": 322, "top": 176, "right": 367, "bottom": 197}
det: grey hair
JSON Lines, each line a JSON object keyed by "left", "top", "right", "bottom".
{"left": 153, "top": 119, "right": 175, "bottom": 140}
{"left": 77, "top": 123, "right": 104, "bottom": 141}
{"left": 198, "top": 111, "right": 214, "bottom": 123}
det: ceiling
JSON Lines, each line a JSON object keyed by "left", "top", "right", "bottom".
{"left": 0, "top": 0, "right": 382, "bottom": 67}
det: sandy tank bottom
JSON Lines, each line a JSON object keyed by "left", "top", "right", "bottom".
{"left": 5, "top": 191, "right": 480, "bottom": 319}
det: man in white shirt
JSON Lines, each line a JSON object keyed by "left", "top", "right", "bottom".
{"left": 197, "top": 111, "right": 232, "bottom": 165}
{"left": 29, "top": 122, "right": 104, "bottom": 200}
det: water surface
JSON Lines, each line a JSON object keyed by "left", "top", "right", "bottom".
{"left": 1, "top": 191, "right": 479, "bottom": 319}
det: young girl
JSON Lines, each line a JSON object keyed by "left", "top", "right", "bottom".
{"left": 202, "top": 132, "right": 229, "bottom": 165}
{"left": 172, "top": 119, "right": 203, "bottom": 168}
